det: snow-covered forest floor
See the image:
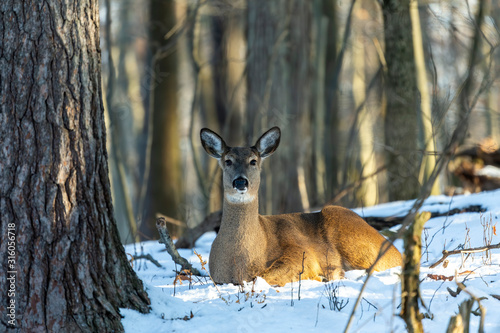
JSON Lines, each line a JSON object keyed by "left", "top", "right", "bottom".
{"left": 122, "top": 190, "right": 500, "bottom": 332}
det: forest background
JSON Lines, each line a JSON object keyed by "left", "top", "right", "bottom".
{"left": 99, "top": 0, "right": 500, "bottom": 244}
{"left": 1, "top": 0, "right": 499, "bottom": 331}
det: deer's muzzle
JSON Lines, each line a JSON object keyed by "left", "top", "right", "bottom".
{"left": 233, "top": 177, "right": 248, "bottom": 192}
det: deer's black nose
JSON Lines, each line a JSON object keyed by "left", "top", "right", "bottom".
{"left": 233, "top": 178, "right": 248, "bottom": 191}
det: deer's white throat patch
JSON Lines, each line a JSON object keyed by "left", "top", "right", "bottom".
{"left": 225, "top": 192, "right": 255, "bottom": 204}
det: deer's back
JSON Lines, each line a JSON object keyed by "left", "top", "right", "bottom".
{"left": 259, "top": 210, "right": 342, "bottom": 278}
{"left": 260, "top": 205, "right": 401, "bottom": 275}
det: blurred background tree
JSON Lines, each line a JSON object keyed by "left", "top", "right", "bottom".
{"left": 99, "top": 0, "right": 500, "bottom": 243}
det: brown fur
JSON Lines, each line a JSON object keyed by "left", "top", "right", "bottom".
{"left": 201, "top": 127, "right": 402, "bottom": 286}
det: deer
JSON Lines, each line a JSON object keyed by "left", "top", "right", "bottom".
{"left": 200, "top": 126, "right": 402, "bottom": 286}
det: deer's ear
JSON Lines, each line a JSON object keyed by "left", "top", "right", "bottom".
{"left": 254, "top": 127, "right": 280, "bottom": 159}
{"left": 200, "top": 128, "right": 227, "bottom": 159}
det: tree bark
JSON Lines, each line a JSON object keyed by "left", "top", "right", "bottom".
{"left": 0, "top": 1, "right": 150, "bottom": 332}
{"left": 382, "top": 0, "right": 421, "bottom": 201}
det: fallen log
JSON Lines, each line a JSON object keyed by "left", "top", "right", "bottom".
{"left": 364, "top": 205, "right": 485, "bottom": 230}
{"left": 175, "top": 211, "right": 222, "bottom": 249}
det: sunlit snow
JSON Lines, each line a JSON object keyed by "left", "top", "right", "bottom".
{"left": 122, "top": 189, "right": 500, "bottom": 332}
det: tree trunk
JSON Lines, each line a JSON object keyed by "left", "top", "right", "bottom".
{"left": 311, "top": 0, "right": 328, "bottom": 205}
{"left": 410, "top": 0, "right": 440, "bottom": 195}
{"left": 382, "top": 0, "right": 421, "bottom": 201}
{"left": 246, "top": 0, "right": 313, "bottom": 214}
{"left": 323, "top": 0, "right": 339, "bottom": 201}
{"left": 0, "top": 1, "right": 150, "bottom": 332}
{"left": 353, "top": 1, "right": 379, "bottom": 207}
{"left": 483, "top": 1, "right": 499, "bottom": 144}
{"left": 143, "top": 0, "right": 184, "bottom": 238}
{"left": 105, "top": 0, "right": 147, "bottom": 244}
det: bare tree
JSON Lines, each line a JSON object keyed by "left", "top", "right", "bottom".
{"left": 323, "top": 0, "right": 340, "bottom": 202}
{"left": 382, "top": 0, "right": 421, "bottom": 201}
{"left": 410, "top": 0, "right": 440, "bottom": 195}
{"left": 246, "top": 0, "right": 314, "bottom": 214}
{"left": 142, "top": 0, "right": 185, "bottom": 238}
{"left": 352, "top": 0, "right": 379, "bottom": 206}
{"left": 0, "top": 1, "right": 150, "bottom": 331}
{"left": 103, "top": 0, "right": 142, "bottom": 244}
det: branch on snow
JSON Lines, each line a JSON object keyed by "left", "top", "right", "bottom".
{"left": 430, "top": 242, "right": 500, "bottom": 269}
{"left": 156, "top": 217, "right": 203, "bottom": 276}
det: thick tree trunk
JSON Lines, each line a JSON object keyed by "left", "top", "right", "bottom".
{"left": 0, "top": 1, "right": 150, "bottom": 332}
{"left": 382, "top": 0, "right": 421, "bottom": 201}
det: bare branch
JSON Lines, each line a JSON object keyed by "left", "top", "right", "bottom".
{"left": 132, "top": 254, "right": 163, "bottom": 268}
{"left": 430, "top": 243, "right": 500, "bottom": 269}
{"left": 454, "top": 271, "right": 487, "bottom": 333}
{"left": 156, "top": 217, "right": 203, "bottom": 276}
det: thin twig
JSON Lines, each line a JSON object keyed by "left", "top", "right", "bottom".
{"left": 329, "top": 165, "right": 386, "bottom": 205}
{"left": 193, "top": 250, "right": 221, "bottom": 294}
{"left": 430, "top": 242, "right": 500, "bottom": 269}
{"left": 156, "top": 213, "right": 186, "bottom": 227}
{"left": 132, "top": 254, "right": 163, "bottom": 268}
{"left": 298, "top": 252, "right": 305, "bottom": 301}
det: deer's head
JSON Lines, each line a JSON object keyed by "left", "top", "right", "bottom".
{"left": 200, "top": 127, "right": 281, "bottom": 204}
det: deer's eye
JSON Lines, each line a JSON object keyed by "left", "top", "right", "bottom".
{"left": 250, "top": 159, "right": 257, "bottom": 166}
{"left": 225, "top": 160, "right": 232, "bottom": 166}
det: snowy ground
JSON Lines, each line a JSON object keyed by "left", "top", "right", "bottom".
{"left": 122, "top": 190, "right": 500, "bottom": 332}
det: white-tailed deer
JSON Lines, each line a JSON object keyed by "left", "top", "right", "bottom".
{"left": 200, "top": 127, "right": 401, "bottom": 286}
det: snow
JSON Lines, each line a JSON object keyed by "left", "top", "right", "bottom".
{"left": 122, "top": 189, "right": 500, "bottom": 332}
{"left": 476, "top": 165, "right": 500, "bottom": 178}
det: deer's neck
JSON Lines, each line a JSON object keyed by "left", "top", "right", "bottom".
{"left": 221, "top": 198, "right": 260, "bottom": 233}
{"left": 213, "top": 197, "right": 266, "bottom": 282}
